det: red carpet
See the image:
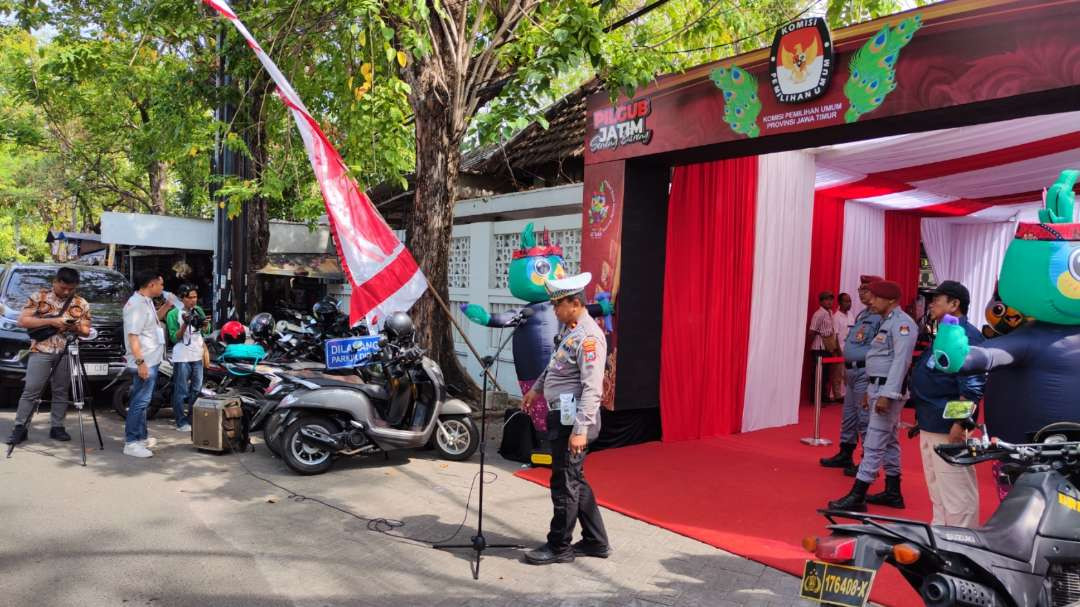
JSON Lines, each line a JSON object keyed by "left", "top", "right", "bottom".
{"left": 515, "top": 404, "right": 999, "bottom": 606}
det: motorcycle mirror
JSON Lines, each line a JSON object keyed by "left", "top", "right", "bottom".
{"left": 942, "top": 400, "right": 976, "bottom": 420}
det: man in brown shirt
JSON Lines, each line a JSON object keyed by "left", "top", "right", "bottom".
{"left": 5, "top": 267, "right": 91, "bottom": 445}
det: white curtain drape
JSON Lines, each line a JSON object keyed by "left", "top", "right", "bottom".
{"left": 921, "top": 219, "right": 1015, "bottom": 319}
{"left": 839, "top": 202, "right": 886, "bottom": 317}
{"left": 742, "top": 151, "right": 816, "bottom": 432}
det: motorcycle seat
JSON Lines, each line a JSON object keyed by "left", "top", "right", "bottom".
{"left": 299, "top": 376, "right": 390, "bottom": 402}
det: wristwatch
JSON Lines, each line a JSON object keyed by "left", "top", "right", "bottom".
{"left": 135, "top": 358, "right": 145, "bottom": 366}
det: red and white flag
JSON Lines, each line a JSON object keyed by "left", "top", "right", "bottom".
{"left": 203, "top": 0, "right": 427, "bottom": 327}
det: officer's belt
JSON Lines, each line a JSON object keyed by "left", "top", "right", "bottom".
{"left": 868, "top": 375, "right": 909, "bottom": 393}
{"left": 844, "top": 361, "right": 866, "bottom": 369}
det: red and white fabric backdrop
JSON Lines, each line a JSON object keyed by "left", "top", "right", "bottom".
{"left": 839, "top": 202, "right": 886, "bottom": 317}
{"left": 660, "top": 152, "right": 816, "bottom": 440}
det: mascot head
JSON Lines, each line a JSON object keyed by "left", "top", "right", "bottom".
{"left": 982, "top": 285, "right": 1028, "bottom": 338}
{"left": 508, "top": 223, "right": 567, "bottom": 302}
{"left": 999, "top": 170, "right": 1080, "bottom": 325}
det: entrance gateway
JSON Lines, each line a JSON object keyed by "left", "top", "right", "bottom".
{"left": 574, "top": 0, "right": 1080, "bottom": 447}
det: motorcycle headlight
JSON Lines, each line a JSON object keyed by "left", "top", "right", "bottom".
{"left": 280, "top": 393, "right": 298, "bottom": 407}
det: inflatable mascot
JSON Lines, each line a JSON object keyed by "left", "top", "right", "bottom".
{"left": 461, "top": 224, "right": 612, "bottom": 437}
{"left": 933, "top": 170, "right": 1080, "bottom": 449}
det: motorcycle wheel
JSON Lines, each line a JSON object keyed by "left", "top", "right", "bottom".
{"left": 281, "top": 415, "right": 338, "bottom": 475}
{"left": 111, "top": 378, "right": 166, "bottom": 420}
{"left": 434, "top": 415, "right": 479, "bottom": 461}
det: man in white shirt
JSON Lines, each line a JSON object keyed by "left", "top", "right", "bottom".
{"left": 122, "top": 270, "right": 173, "bottom": 458}
{"left": 830, "top": 293, "right": 856, "bottom": 399}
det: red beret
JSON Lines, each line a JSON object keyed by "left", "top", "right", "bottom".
{"left": 868, "top": 280, "right": 902, "bottom": 300}
{"left": 859, "top": 274, "right": 884, "bottom": 285}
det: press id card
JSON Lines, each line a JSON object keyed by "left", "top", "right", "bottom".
{"left": 559, "top": 394, "right": 576, "bottom": 426}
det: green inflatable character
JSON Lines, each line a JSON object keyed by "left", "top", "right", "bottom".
{"left": 931, "top": 169, "right": 1080, "bottom": 447}
{"left": 460, "top": 224, "right": 613, "bottom": 439}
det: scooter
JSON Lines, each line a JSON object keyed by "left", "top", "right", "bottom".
{"left": 263, "top": 321, "right": 478, "bottom": 475}
{"left": 802, "top": 419, "right": 1080, "bottom": 607}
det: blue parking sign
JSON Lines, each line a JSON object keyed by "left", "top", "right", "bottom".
{"left": 324, "top": 336, "right": 382, "bottom": 369}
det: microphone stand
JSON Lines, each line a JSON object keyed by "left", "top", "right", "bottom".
{"left": 435, "top": 312, "right": 529, "bottom": 579}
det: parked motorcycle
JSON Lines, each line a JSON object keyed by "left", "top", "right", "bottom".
{"left": 803, "top": 421, "right": 1080, "bottom": 607}
{"left": 106, "top": 359, "right": 173, "bottom": 420}
{"left": 263, "top": 312, "right": 478, "bottom": 475}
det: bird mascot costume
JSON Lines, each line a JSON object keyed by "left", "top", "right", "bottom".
{"left": 461, "top": 224, "right": 612, "bottom": 460}
{"left": 933, "top": 170, "right": 1080, "bottom": 494}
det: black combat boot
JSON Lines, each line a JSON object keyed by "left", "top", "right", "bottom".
{"left": 827, "top": 479, "right": 870, "bottom": 512}
{"left": 866, "top": 475, "right": 905, "bottom": 509}
{"left": 819, "top": 443, "right": 856, "bottom": 468}
{"left": 5, "top": 424, "right": 28, "bottom": 446}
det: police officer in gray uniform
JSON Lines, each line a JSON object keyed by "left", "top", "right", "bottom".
{"left": 828, "top": 280, "right": 917, "bottom": 512}
{"left": 523, "top": 272, "right": 610, "bottom": 565}
{"left": 820, "top": 275, "right": 883, "bottom": 476}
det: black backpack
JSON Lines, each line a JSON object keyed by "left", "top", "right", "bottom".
{"left": 498, "top": 409, "right": 536, "bottom": 463}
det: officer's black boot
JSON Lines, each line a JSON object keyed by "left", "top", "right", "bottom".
{"left": 827, "top": 479, "right": 870, "bottom": 512}
{"left": 819, "top": 443, "right": 856, "bottom": 468}
{"left": 866, "top": 475, "right": 905, "bottom": 509}
{"left": 5, "top": 424, "right": 27, "bottom": 446}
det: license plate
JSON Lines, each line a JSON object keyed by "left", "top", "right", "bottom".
{"left": 84, "top": 363, "right": 109, "bottom": 376}
{"left": 800, "top": 560, "right": 876, "bottom": 607}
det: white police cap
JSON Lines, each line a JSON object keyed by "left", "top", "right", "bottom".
{"left": 546, "top": 272, "right": 592, "bottom": 301}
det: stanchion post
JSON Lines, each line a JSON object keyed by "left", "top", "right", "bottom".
{"left": 801, "top": 355, "right": 833, "bottom": 447}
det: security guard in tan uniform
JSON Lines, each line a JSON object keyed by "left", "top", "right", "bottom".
{"left": 523, "top": 272, "right": 610, "bottom": 565}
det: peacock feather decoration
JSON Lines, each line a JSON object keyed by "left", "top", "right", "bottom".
{"left": 710, "top": 65, "right": 762, "bottom": 138}
{"left": 843, "top": 15, "right": 922, "bottom": 123}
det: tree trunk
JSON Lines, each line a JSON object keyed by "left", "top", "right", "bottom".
{"left": 405, "top": 61, "right": 479, "bottom": 401}
{"left": 148, "top": 160, "right": 168, "bottom": 214}
{"left": 243, "top": 88, "right": 270, "bottom": 318}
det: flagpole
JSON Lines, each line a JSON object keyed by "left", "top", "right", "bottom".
{"left": 427, "top": 285, "right": 505, "bottom": 393}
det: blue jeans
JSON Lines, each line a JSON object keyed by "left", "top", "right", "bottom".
{"left": 124, "top": 365, "right": 159, "bottom": 444}
{"left": 171, "top": 361, "right": 204, "bottom": 428}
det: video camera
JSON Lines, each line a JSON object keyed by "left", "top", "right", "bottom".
{"left": 183, "top": 309, "right": 207, "bottom": 331}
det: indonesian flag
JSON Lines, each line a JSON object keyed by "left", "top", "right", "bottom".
{"left": 203, "top": 0, "right": 427, "bottom": 327}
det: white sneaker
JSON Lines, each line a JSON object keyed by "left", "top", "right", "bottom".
{"left": 138, "top": 437, "right": 158, "bottom": 449}
{"left": 123, "top": 442, "right": 153, "bottom": 458}
{"left": 176, "top": 424, "right": 192, "bottom": 433}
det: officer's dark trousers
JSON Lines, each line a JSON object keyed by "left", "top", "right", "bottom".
{"left": 546, "top": 410, "right": 608, "bottom": 552}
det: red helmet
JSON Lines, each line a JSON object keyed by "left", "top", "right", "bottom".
{"left": 221, "top": 320, "right": 247, "bottom": 344}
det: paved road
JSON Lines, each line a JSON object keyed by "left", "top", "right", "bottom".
{"left": 0, "top": 411, "right": 813, "bottom": 607}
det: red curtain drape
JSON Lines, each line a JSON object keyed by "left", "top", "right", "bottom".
{"left": 884, "top": 212, "right": 922, "bottom": 311}
{"left": 660, "top": 157, "right": 758, "bottom": 441}
{"left": 802, "top": 193, "right": 846, "bottom": 398}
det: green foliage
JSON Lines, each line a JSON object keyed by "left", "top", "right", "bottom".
{"left": 0, "top": 0, "right": 941, "bottom": 239}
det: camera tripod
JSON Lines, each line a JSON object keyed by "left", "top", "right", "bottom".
{"left": 434, "top": 315, "right": 530, "bottom": 579}
{"left": 6, "top": 332, "right": 105, "bottom": 465}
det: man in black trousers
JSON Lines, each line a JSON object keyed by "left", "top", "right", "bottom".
{"left": 521, "top": 272, "right": 610, "bottom": 565}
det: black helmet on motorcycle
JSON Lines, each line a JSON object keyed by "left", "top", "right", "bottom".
{"left": 384, "top": 311, "right": 414, "bottom": 341}
{"left": 312, "top": 297, "right": 339, "bottom": 325}
{"left": 249, "top": 312, "right": 274, "bottom": 340}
